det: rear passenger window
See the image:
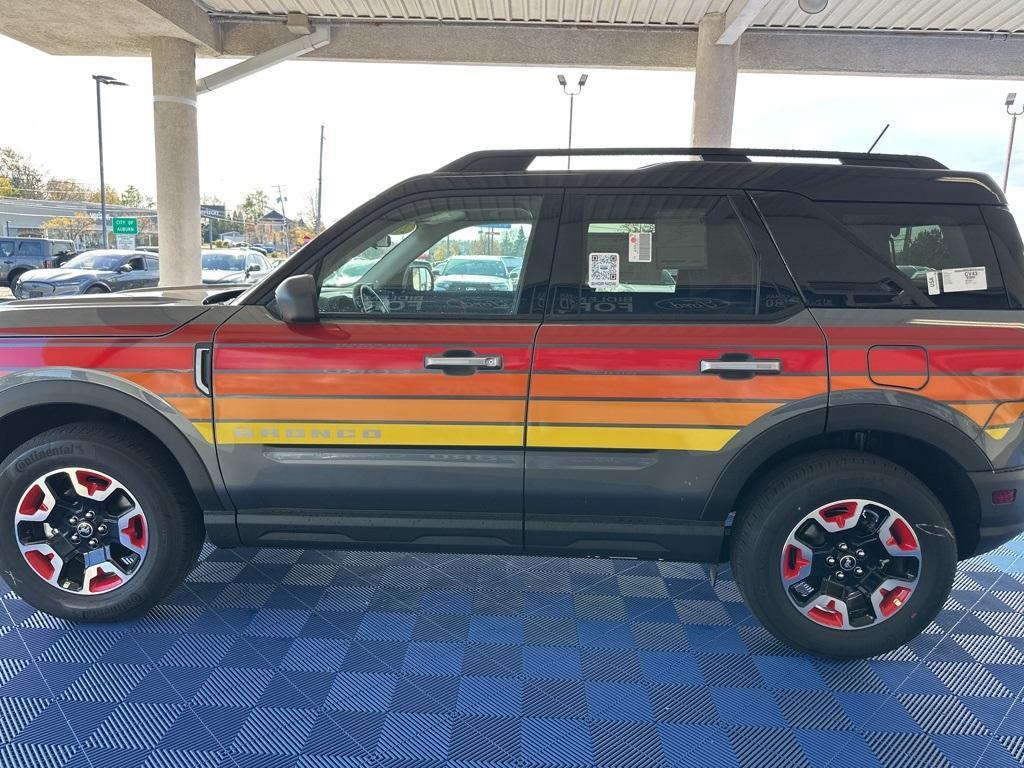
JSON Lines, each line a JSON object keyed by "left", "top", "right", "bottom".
{"left": 17, "top": 240, "right": 43, "bottom": 258}
{"left": 755, "top": 192, "right": 1008, "bottom": 310}
{"left": 552, "top": 194, "right": 799, "bottom": 318}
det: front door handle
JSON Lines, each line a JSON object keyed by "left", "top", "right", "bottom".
{"left": 700, "top": 355, "right": 782, "bottom": 379}
{"left": 424, "top": 352, "right": 503, "bottom": 372}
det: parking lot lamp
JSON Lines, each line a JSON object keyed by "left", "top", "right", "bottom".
{"left": 557, "top": 73, "right": 588, "bottom": 169}
{"left": 92, "top": 74, "right": 127, "bottom": 248}
{"left": 1004, "top": 92, "right": 1023, "bottom": 192}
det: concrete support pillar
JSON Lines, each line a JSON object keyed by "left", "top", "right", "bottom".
{"left": 691, "top": 13, "right": 739, "bottom": 147}
{"left": 151, "top": 37, "right": 201, "bottom": 286}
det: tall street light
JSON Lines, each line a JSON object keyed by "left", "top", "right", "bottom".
{"left": 557, "top": 73, "right": 588, "bottom": 169}
{"left": 1004, "top": 92, "right": 1023, "bottom": 192}
{"left": 93, "top": 74, "right": 127, "bottom": 248}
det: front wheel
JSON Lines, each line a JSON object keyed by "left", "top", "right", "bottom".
{"left": 730, "top": 451, "right": 957, "bottom": 659}
{"left": 0, "top": 422, "right": 205, "bottom": 620}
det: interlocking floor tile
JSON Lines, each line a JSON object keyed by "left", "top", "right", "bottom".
{"left": 0, "top": 536, "right": 1021, "bottom": 767}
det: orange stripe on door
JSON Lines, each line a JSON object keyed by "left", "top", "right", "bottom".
{"left": 528, "top": 399, "right": 782, "bottom": 427}
{"left": 530, "top": 374, "right": 826, "bottom": 400}
{"left": 215, "top": 372, "right": 530, "bottom": 398}
{"left": 214, "top": 397, "right": 525, "bottom": 423}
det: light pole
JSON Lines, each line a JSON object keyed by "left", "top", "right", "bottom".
{"left": 275, "top": 185, "right": 291, "bottom": 255}
{"left": 1004, "top": 92, "right": 1023, "bottom": 192}
{"left": 92, "top": 74, "right": 127, "bottom": 248}
{"left": 556, "top": 73, "right": 588, "bottom": 169}
{"left": 316, "top": 125, "right": 325, "bottom": 234}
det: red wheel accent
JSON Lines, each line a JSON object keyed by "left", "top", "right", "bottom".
{"left": 121, "top": 514, "right": 147, "bottom": 550}
{"left": 808, "top": 600, "right": 845, "bottom": 628}
{"left": 88, "top": 568, "right": 123, "bottom": 593}
{"left": 18, "top": 485, "right": 48, "bottom": 516}
{"left": 878, "top": 586, "right": 912, "bottom": 617}
{"left": 818, "top": 501, "right": 857, "bottom": 529}
{"left": 887, "top": 518, "right": 918, "bottom": 551}
{"left": 24, "top": 550, "right": 55, "bottom": 580}
{"left": 782, "top": 544, "right": 810, "bottom": 580}
{"left": 75, "top": 470, "right": 111, "bottom": 496}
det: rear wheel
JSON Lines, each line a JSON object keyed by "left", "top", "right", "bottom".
{"left": 0, "top": 422, "right": 205, "bottom": 620}
{"left": 7, "top": 269, "right": 25, "bottom": 292}
{"left": 85, "top": 285, "right": 108, "bottom": 294}
{"left": 731, "top": 451, "right": 957, "bottom": 658}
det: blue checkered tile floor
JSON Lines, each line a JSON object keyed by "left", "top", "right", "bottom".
{"left": 1, "top": 535, "right": 1023, "bottom": 768}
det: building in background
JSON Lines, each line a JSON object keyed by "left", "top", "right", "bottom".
{"left": 0, "top": 197, "right": 157, "bottom": 248}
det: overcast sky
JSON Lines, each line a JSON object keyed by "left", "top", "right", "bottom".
{"left": 2, "top": 33, "right": 1023, "bottom": 223}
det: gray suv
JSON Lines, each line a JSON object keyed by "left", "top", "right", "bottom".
{"left": 0, "top": 237, "right": 76, "bottom": 287}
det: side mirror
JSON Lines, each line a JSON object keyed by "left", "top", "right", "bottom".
{"left": 508, "top": 268, "right": 521, "bottom": 282}
{"left": 117, "top": 264, "right": 133, "bottom": 273}
{"left": 245, "top": 264, "right": 262, "bottom": 275}
{"left": 405, "top": 262, "right": 434, "bottom": 291}
{"left": 375, "top": 235, "right": 393, "bottom": 248}
{"left": 275, "top": 274, "right": 319, "bottom": 323}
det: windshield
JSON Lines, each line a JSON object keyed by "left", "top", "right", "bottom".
{"left": 202, "top": 252, "right": 246, "bottom": 271}
{"left": 324, "top": 256, "right": 378, "bottom": 287}
{"left": 442, "top": 259, "right": 507, "bottom": 278}
{"left": 63, "top": 254, "right": 123, "bottom": 271}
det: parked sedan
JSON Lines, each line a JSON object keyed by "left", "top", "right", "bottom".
{"left": 13, "top": 250, "right": 159, "bottom": 298}
{"left": 201, "top": 248, "right": 274, "bottom": 285}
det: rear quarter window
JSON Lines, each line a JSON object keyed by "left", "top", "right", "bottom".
{"left": 754, "top": 192, "right": 1010, "bottom": 310}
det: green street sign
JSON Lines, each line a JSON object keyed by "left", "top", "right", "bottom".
{"left": 111, "top": 217, "right": 138, "bottom": 235}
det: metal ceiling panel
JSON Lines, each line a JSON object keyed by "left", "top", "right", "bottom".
{"left": 201, "top": 0, "right": 1024, "bottom": 32}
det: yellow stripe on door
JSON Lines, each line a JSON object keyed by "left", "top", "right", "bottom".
{"left": 206, "top": 421, "right": 524, "bottom": 447}
{"left": 527, "top": 425, "right": 739, "bottom": 451}
{"left": 192, "top": 421, "right": 740, "bottom": 451}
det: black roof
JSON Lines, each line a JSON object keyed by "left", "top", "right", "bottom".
{"left": 407, "top": 148, "right": 1004, "bottom": 206}
{"left": 438, "top": 147, "right": 948, "bottom": 173}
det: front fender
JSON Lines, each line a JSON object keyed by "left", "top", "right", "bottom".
{"left": 0, "top": 370, "right": 237, "bottom": 542}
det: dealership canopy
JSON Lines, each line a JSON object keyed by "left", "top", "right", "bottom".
{"left": 3, "top": 0, "right": 1022, "bottom": 283}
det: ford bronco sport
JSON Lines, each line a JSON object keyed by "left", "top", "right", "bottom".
{"left": 1, "top": 148, "right": 1022, "bottom": 659}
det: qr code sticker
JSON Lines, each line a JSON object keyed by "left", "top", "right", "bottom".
{"left": 588, "top": 252, "right": 619, "bottom": 288}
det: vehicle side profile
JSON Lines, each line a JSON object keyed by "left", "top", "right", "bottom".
{"left": 0, "top": 147, "right": 1021, "bottom": 658}
{"left": 13, "top": 250, "right": 159, "bottom": 297}
{"left": 0, "top": 236, "right": 76, "bottom": 287}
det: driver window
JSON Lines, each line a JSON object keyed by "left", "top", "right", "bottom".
{"left": 127, "top": 257, "right": 145, "bottom": 271}
{"left": 317, "top": 195, "right": 541, "bottom": 316}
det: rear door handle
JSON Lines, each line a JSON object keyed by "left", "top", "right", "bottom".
{"left": 424, "top": 352, "right": 503, "bottom": 372}
{"left": 700, "top": 357, "right": 782, "bottom": 376}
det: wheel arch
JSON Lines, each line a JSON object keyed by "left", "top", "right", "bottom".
{"left": 705, "top": 404, "right": 991, "bottom": 559}
{"left": 0, "top": 373, "right": 237, "bottom": 544}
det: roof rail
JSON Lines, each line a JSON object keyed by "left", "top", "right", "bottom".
{"left": 437, "top": 147, "right": 947, "bottom": 173}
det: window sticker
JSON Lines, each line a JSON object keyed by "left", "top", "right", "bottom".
{"left": 588, "top": 252, "right": 620, "bottom": 288}
{"left": 925, "top": 271, "right": 941, "bottom": 295}
{"left": 628, "top": 232, "right": 652, "bottom": 263}
{"left": 941, "top": 266, "right": 987, "bottom": 293}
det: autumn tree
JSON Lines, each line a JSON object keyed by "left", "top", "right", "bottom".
{"left": 85, "top": 187, "right": 122, "bottom": 206}
{"left": 0, "top": 177, "right": 14, "bottom": 198}
{"left": 0, "top": 147, "right": 45, "bottom": 199}
{"left": 120, "top": 185, "right": 152, "bottom": 208}
{"left": 45, "top": 178, "right": 90, "bottom": 201}
{"left": 41, "top": 212, "right": 94, "bottom": 243}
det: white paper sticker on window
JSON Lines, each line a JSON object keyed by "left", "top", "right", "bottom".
{"left": 941, "top": 266, "right": 987, "bottom": 293}
{"left": 588, "top": 252, "right": 620, "bottom": 288}
{"left": 925, "top": 271, "right": 941, "bottom": 295}
{"left": 628, "top": 231, "right": 652, "bottom": 263}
